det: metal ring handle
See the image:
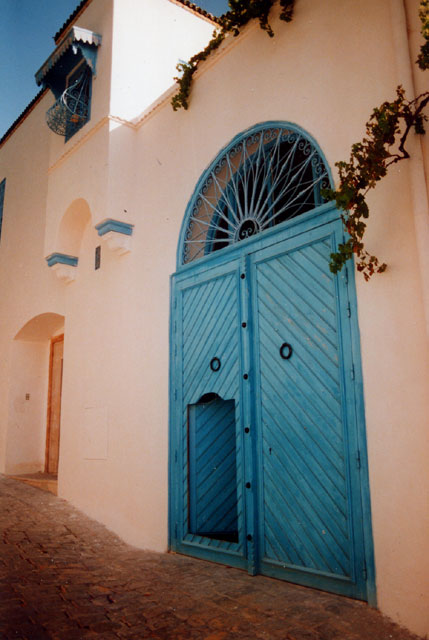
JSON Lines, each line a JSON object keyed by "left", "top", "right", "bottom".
{"left": 280, "top": 343, "right": 293, "bottom": 360}
{"left": 210, "top": 357, "right": 221, "bottom": 372}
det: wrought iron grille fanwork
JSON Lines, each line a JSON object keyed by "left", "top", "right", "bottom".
{"left": 46, "top": 68, "right": 91, "bottom": 138}
{"left": 182, "top": 125, "right": 330, "bottom": 264}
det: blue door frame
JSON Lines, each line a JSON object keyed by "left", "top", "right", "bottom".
{"left": 169, "top": 203, "right": 376, "bottom": 604}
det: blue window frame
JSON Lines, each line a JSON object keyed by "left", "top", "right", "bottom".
{"left": 36, "top": 27, "right": 101, "bottom": 143}
{"left": 0, "top": 179, "right": 5, "bottom": 242}
{"left": 45, "top": 60, "right": 92, "bottom": 141}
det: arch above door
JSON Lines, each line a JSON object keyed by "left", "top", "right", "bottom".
{"left": 177, "top": 122, "right": 332, "bottom": 268}
{"left": 170, "top": 123, "right": 375, "bottom": 604}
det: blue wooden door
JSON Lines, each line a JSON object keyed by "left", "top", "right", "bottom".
{"left": 249, "top": 221, "right": 370, "bottom": 600}
{"left": 170, "top": 211, "right": 374, "bottom": 601}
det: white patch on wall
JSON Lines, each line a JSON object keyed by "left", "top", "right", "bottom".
{"left": 100, "top": 230, "right": 132, "bottom": 255}
{"left": 82, "top": 407, "right": 109, "bottom": 459}
{"left": 51, "top": 262, "right": 77, "bottom": 284}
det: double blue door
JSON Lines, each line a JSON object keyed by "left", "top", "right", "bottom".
{"left": 170, "top": 209, "right": 374, "bottom": 602}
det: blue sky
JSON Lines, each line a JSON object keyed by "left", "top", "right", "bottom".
{"left": 0, "top": 0, "right": 229, "bottom": 139}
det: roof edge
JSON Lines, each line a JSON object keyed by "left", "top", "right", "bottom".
{"left": 0, "top": 89, "right": 48, "bottom": 149}
{"left": 54, "top": 0, "right": 95, "bottom": 44}
{"left": 168, "top": 0, "right": 220, "bottom": 24}
{"left": 54, "top": 0, "right": 219, "bottom": 44}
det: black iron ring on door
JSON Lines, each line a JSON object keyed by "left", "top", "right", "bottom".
{"left": 279, "top": 343, "right": 293, "bottom": 360}
{"left": 210, "top": 357, "right": 221, "bottom": 372}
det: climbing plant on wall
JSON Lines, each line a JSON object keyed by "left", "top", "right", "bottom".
{"left": 171, "top": 0, "right": 294, "bottom": 111}
{"left": 172, "top": 0, "right": 429, "bottom": 280}
{"left": 324, "top": 86, "right": 429, "bottom": 280}
{"left": 324, "top": 0, "right": 429, "bottom": 280}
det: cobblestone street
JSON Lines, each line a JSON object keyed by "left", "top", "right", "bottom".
{"left": 0, "top": 475, "right": 422, "bottom": 640}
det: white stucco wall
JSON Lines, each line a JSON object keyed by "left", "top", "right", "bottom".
{"left": 0, "top": 0, "right": 428, "bottom": 636}
{"left": 109, "top": 0, "right": 214, "bottom": 121}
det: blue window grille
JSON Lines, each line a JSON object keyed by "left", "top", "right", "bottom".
{"left": 46, "top": 63, "right": 92, "bottom": 141}
{"left": 0, "top": 179, "right": 5, "bottom": 242}
{"left": 181, "top": 123, "right": 330, "bottom": 265}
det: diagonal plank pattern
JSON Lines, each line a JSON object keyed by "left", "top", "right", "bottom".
{"left": 255, "top": 237, "right": 352, "bottom": 578}
{"left": 188, "top": 398, "right": 237, "bottom": 536}
{"left": 172, "top": 218, "right": 370, "bottom": 600}
{"left": 179, "top": 269, "right": 244, "bottom": 551}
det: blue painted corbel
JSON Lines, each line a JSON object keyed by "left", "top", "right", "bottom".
{"left": 46, "top": 253, "right": 78, "bottom": 267}
{"left": 45, "top": 253, "right": 78, "bottom": 283}
{"left": 95, "top": 219, "right": 134, "bottom": 255}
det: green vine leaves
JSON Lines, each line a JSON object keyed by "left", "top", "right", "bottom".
{"left": 418, "top": 0, "right": 429, "bottom": 69}
{"left": 171, "top": 0, "right": 294, "bottom": 111}
{"left": 324, "top": 0, "right": 429, "bottom": 279}
{"left": 323, "top": 87, "right": 429, "bottom": 280}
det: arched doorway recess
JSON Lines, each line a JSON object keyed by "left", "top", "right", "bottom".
{"left": 6, "top": 313, "right": 65, "bottom": 479}
{"left": 170, "top": 122, "right": 375, "bottom": 603}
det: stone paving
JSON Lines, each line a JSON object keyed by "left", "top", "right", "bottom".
{"left": 0, "top": 475, "right": 422, "bottom": 640}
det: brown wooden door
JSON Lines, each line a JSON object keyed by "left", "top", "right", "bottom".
{"left": 46, "top": 335, "right": 64, "bottom": 474}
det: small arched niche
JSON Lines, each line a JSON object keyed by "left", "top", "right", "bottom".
{"left": 57, "top": 198, "right": 92, "bottom": 257}
{"left": 46, "top": 199, "right": 92, "bottom": 283}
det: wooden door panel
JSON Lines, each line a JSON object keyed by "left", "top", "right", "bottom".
{"left": 46, "top": 336, "right": 64, "bottom": 474}
{"left": 188, "top": 397, "right": 237, "bottom": 538}
{"left": 251, "top": 229, "right": 368, "bottom": 599}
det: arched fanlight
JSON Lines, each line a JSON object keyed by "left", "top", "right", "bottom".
{"left": 182, "top": 124, "right": 330, "bottom": 265}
